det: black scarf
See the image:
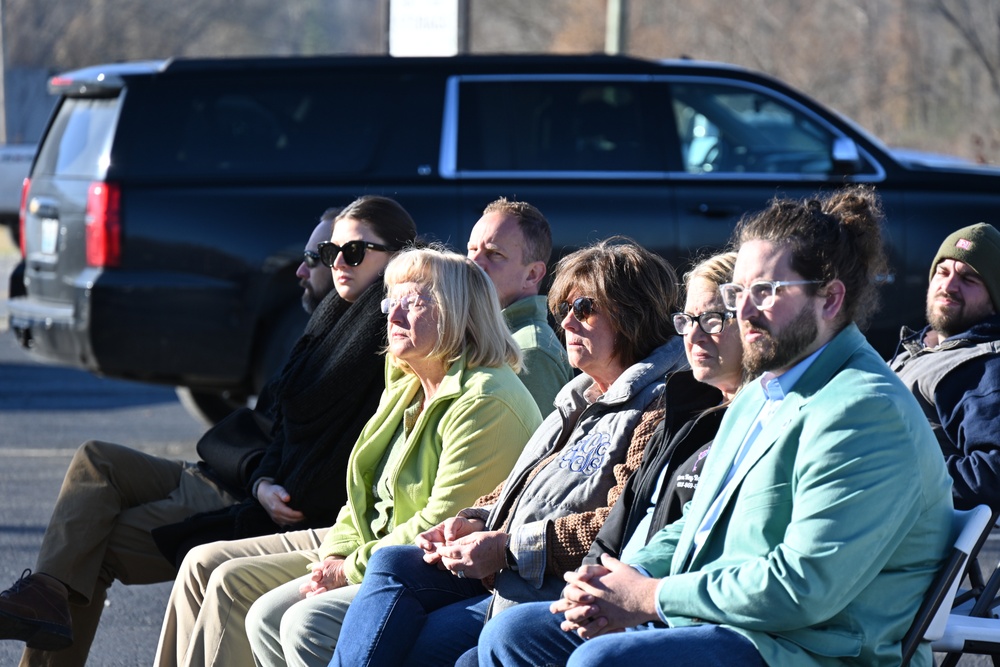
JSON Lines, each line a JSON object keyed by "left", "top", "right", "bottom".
{"left": 153, "top": 281, "right": 387, "bottom": 565}
{"left": 254, "top": 279, "right": 388, "bottom": 523}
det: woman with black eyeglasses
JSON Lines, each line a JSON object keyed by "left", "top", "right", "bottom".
{"left": 328, "top": 237, "right": 689, "bottom": 667}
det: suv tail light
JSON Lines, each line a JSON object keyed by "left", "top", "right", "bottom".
{"left": 86, "top": 181, "right": 121, "bottom": 267}
{"left": 18, "top": 177, "right": 29, "bottom": 257}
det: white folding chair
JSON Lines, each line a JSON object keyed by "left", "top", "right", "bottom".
{"left": 934, "top": 611, "right": 1000, "bottom": 662}
{"left": 901, "top": 504, "right": 994, "bottom": 666}
{"left": 933, "top": 511, "right": 1000, "bottom": 666}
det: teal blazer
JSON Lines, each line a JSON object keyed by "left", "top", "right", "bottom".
{"left": 631, "top": 324, "right": 954, "bottom": 667}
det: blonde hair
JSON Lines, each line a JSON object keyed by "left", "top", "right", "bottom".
{"left": 683, "top": 252, "right": 738, "bottom": 296}
{"left": 683, "top": 250, "right": 747, "bottom": 400}
{"left": 383, "top": 246, "right": 522, "bottom": 373}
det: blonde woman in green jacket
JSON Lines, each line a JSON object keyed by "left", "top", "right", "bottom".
{"left": 154, "top": 247, "right": 542, "bottom": 667}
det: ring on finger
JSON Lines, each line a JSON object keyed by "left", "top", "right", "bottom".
{"left": 456, "top": 570, "right": 466, "bottom": 579}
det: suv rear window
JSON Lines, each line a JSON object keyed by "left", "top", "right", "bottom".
{"left": 34, "top": 97, "right": 121, "bottom": 179}
{"left": 111, "top": 77, "right": 395, "bottom": 180}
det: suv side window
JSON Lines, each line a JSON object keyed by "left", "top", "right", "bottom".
{"left": 455, "top": 78, "right": 672, "bottom": 174}
{"left": 34, "top": 97, "right": 120, "bottom": 179}
{"left": 113, "top": 78, "right": 390, "bottom": 179}
{"left": 672, "top": 82, "right": 838, "bottom": 175}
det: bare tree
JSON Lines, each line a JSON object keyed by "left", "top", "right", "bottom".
{"left": 5, "top": 0, "right": 382, "bottom": 69}
{"left": 931, "top": 0, "right": 1000, "bottom": 99}
{"left": 5, "top": 0, "right": 999, "bottom": 162}
{"left": 922, "top": 0, "right": 1000, "bottom": 161}
{"left": 468, "top": 0, "right": 599, "bottom": 53}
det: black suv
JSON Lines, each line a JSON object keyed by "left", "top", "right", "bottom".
{"left": 11, "top": 54, "right": 1000, "bottom": 421}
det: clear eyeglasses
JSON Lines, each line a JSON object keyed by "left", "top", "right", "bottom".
{"left": 719, "top": 280, "right": 824, "bottom": 310}
{"left": 380, "top": 294, "right": 432, "bottom": 314}
{"left": 671, "top": 310, "right": 735, "bottom": 335}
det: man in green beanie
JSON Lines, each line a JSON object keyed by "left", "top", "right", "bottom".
{"left": 891, "top": 221, "right": 1000, "bottom": 511}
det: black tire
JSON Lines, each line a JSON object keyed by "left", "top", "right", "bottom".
{"left": 2, "top": 219, "right": 18, "bottom": 249}
{"left": 176, "top": 305, "right": 306, "bottom": 426}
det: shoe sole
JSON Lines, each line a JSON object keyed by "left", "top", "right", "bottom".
{"left": 0, "top": 607, "right": 72, "bottom": 651}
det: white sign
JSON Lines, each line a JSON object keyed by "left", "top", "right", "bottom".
{"left": 389, "top": 0, "right": 460, "bottom": 57}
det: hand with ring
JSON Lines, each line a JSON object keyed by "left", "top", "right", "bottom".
{"left": 435, "top": 529, "right": 507, "bottom": 580}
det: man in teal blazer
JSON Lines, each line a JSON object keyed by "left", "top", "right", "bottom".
{"left": 482, "top": 187, "right": 954, "bottom": 667}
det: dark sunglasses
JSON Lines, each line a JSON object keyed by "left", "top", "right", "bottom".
{"left": 556, "top": 296, "right": 597, "bottom": 322}
{"left": 317, "top": 240, "right": 395, "bottom": 267}
{"left": 302, "top": 250, "right": 322, "bottom": 269}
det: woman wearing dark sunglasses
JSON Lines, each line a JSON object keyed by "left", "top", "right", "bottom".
{"left": 2, "top": 194, "right": 417, "bottom": 667}
{"left": 329, "top": 236, "right": 689, "bottom": 667}
{"left": 472, "top": 252, "right": 747, "bottom": 667}
{"left": 152, "top": 194, "right": 418, "bottom": 666}
{"left": 317, "top": 236, "right": 396, "bottom": 302}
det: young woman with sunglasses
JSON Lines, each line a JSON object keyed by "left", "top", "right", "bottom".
{"left": 242, "top": 195, "right": 418, "bottom": 534}
{"left": 327, "top": 237, "right": 689, "bottom": 667}
{"left": 0, "top": 195, "right": 417, "bottom": 667}
{"left": 155, "top": 247, "right": 542, "bottom": 667}
{"left": 151, "top": 195, "right": 422, "bottom": 667}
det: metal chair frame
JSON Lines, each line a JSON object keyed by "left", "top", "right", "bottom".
{"left": 901, "top": 505, "right": 995, "bottom": 667}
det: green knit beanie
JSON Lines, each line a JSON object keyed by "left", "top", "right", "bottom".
{"left": 931, "top": 222, "right": 1000, "bottom": 312}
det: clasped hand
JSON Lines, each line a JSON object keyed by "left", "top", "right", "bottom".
{"left": 549, "top": 554, "right": 660, "bottom": 640}
{"left": 415, "top": 517, "right": 506, "bottom": 579}
{"left": 299, "top": 556, "right": 347, "bottom": 598}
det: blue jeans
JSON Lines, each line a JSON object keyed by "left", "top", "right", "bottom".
{"left": 330, "top": 545, "right": 491, "bottom": 667}
{"left": 475, "top": 599, "right": 765, "bottom": 667}
{"left": 474, "top": 600, "right": 582, "bottom": 666}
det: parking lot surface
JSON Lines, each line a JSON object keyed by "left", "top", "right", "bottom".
{"left": 1, "top": 235, "right": 204, "bottom": 665}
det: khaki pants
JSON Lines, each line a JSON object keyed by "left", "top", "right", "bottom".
{"left": 154, "top": 528, "right": 327, "bottom": 667}
{"left": 248, "top": 575, "right": 359, "bottom": 667}
{"left": 20, "top": 440, "right": 239, "bottom": 667}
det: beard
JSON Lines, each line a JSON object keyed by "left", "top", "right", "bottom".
{"left": 926, "top": 290, "right": 991, "bottom": 340}
{"left": 301, "top": 282, "right": 320, "bottom": 314}
{"left": 742, "top": 306, "right": 819, "bottom": 377}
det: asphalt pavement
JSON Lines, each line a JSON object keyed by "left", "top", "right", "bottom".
{"left": 0, "top": 237, "right": 204, "bottom": 665}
